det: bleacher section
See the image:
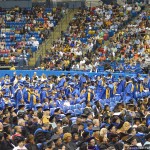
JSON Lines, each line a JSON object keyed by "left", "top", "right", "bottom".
{"left": 0, "top": 7, "right": 65, "bottom": 68}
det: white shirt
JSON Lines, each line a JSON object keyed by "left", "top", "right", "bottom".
{"left": 75, "top": 51, "right": 82, "bottom": 56}
{"left": 13, "top": 146, "right": 27, "bottom": 150}
{"left": 32, "top": 41, "right": 39, "bottom": 48}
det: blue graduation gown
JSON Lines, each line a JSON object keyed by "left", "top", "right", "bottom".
{"left": 0, "top": 98, "right": 5, "bottom": 109}
{"left": 65, "top": 87, "right": 73, "bottom": 97}
{"left": 79, "top": 76, "right": 86, "bottom": 86}
{"left": 124, "top": 82, "right": 134, "bottom": 97}
{"left": 72, "top": 88, "right": 80, "bottom": 97}
{"left": 109, "top": 84, "right": 114, "bottom": 97}
{"left": 84, "top": 128, "right": 93, "bottom": 136}
{"left": 58, "top": 78, "right": 66, "bottom": 87}
{"left": 99, "top": 87, "right": 105, "bottom": 99}
{"left": 133, "top": 83, "right": 138, "bottom": 99}
{"left": 117, "top": 82, "right": 124, "bottom": 94}
{"left": 56, "top": 99, "right": 64, "bottom": 107}
{"left": 15, "top": 88, "right": 23, "bottom": 106}
{"left": 10, "top": 75, "right": 16, "bottom": 82}
{"left": 30, "top": 93, "right": 37, "bottom": 108}
{"left": 23, "top": 88, "right": 30, "bottom": 103}
{"left": 40, "top": 90, "right": 48, "bottom": 103}
{"left": 1, "top": 80, "right": 5, "bottom": 86}
{"left": 85, "top": 92, "right": 94, "bottom": 102}
{"left": 101, "top": 87, "right": 111, "bottom": 99}
{"left": 5, "top": 87, "right": 11, "bottom": 96}
{"left": 9, "top": 86, "right": 15, "bottom": 97}
{"left": 148, "top": 78, "right": 150, "bottom": 90}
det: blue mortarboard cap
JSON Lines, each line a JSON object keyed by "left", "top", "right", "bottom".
{"left": 46, "top": 85, "right": 50, "bottom": 88}
{"left": 19, "top": 83, "right": 24, "bottom": 87}
{"left": 41, "top": 85, "right": 46, "bottom": 89}
{"left": 91, "top": 78, "right": 96, "bottom": 82}
{"left": 89, "top": 86, "right": 95, "bottom": 90}
{"left": 73, "top": 73, "right": 78, "bottom": 76}
{"left": 126, "top": 75, "right": 131, "bottom": 78}
{"left": 114, "top": 78, "right": 118, "bottom": 82}
{"left": 18, "top": 104, "right": 25, "bottom": 109}
{"left": 54, "top": 107, "right": 61, "bottom": 112}
{"left": 43, "top": 80, "right": 47, "bottom": 83}
{"left": 69, "top": 82, "right": 75, "bottom": 86}
{"left": 60, "top": 87, "right": 64, "bottom": 91}
{"left": 38, "top": 78, "right": 41, "bottom": 81}
{"left": 8, "top": 103, "right": 13, "bottom": 107}
{"left": 67, "top": 110, "right": 74, "bottom": 114}
{"left": 108, "top": 80, "right": 112, "bottom": 83}
{"left": 4, "top": 74, "right": 9, "bottom": 77}
{"left": 75, "top": 85, "right": 80, "bottom": 89}
{"left": 108, "top": 84, "right": 113, "bottom": 89}
{"left": 5, "top": 82, "right": 10, "bottom": 85}
{"left": 94, "top": 99, "right": 99, "bottom": 103}
{"left": 29, "top": 84, "right": 34, "bottom": 88}
{"left": 25, "top": 104, "right": 32, "bottom": 110}
{"left": 43, "top": 105, "right": 49, "bottom": 111}
{"left": 83, "top": 73, "right": 88, "bottom": 76}
{"left": 59, "top": 114, "right": 66, "bottom": 119}
{"left": 47, "top": 77, "right": 51, "bottom": 80}
{"left": 19, "top": 80, "right": 24, "bottom": 84}
{"left": 139, "top": 77, "right": 144, "bottom": 81}
{"left": 100, "top": 123, "right": 106, "bottom": 128}
{"left": 82, "top": 78, "right": 86, "bottom": 83}
{"left": 70, "top": 117, "right": 77, "bottom": 124}
{"left": 23, "top": 81, "right": 27, "bottom": 84}
{"left": 1, "top": 88, "right": 6, "bottom": 91}
{"left": 3, "top": 94, "right": 10, "bottom": 98}
{"left": 36, "top": 104, "right": 43, "bottom": 109}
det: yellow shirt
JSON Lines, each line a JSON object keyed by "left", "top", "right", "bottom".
{"left": 42, "top": 116, "right": 49, "bottom": 124}
{"left": 10, "top": 67, "right": 16, "bottom": 70}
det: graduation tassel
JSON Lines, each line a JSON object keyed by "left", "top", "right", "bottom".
{"left": 140, "top": 84, "right": 144, "bottom": 92}
{"left": 131, "top": 83, "right": 134, "bottom": 92}
{"left": 33, "top": 95, "right": 36, "bottom": 105}
{"left": 136, "top": 83, "right": 138, "bottom": 91}
{"left": 87, "top": 92, "right": 91, "bottom": 101}
{"left": 106, "top": 88, "right": 110, "bottom": 99}
{"left": 113, "top": 85, "right": 117, "bottom": 95}
{"left": 27, "top": 90, "right": 31, "bottom": 102}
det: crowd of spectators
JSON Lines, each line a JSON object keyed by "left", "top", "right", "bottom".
{"left": 0, "top": 6, "right": 66, "bottom": 66}
{"left": 0, "top": 2, "right": 150, "bottom": 150}
{"left": 40, "top": 3, "right": 150, "bottom": 74}
{"left": 0, "top": 72, "right": 149, "bottom": 150}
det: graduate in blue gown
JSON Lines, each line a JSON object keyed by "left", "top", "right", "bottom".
{"left": 132, "top": 78, "right": 139, "bottom": 99}
{"left": 23, "top": 82, "right": 30, "bottom": 103}
{"left": 57, "top": 74, "right": 66, "bottom": 87}
{"left": 0, "top": 94, "right": 5, "bottom": 110}
{"left": 30, "top": 86, "right": 37, "bottom": 108}
{"left": 117, "top": 76, "right": 126, "bottom": 94}
{"left": 123, "top": 76, "right": 134, "bottom": 103}
{"left": 101, "top": 85, "right": 111, "bottom": 99}
{"left": 85, "top": 88, "right": 94, "bottom": 102}
{"left": 108, "top": 80, "right": 114, "bottom": 98}
{"left": 138, "top": 79, "right": 144, "bottom": 93}
{"left": 84, "top": 122, "right": 93, "bottom": 136}
{"left": 79, "top": 74, "right": 87, "bottom": 87}
{"left": 40, "top": 86, "right": 48, "bottom": 103}
{"left": 14, "top": 83, "right": 24, "bottom": 107}
{"left": 4, "top": 82, "right": 11, "bottom": 96}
